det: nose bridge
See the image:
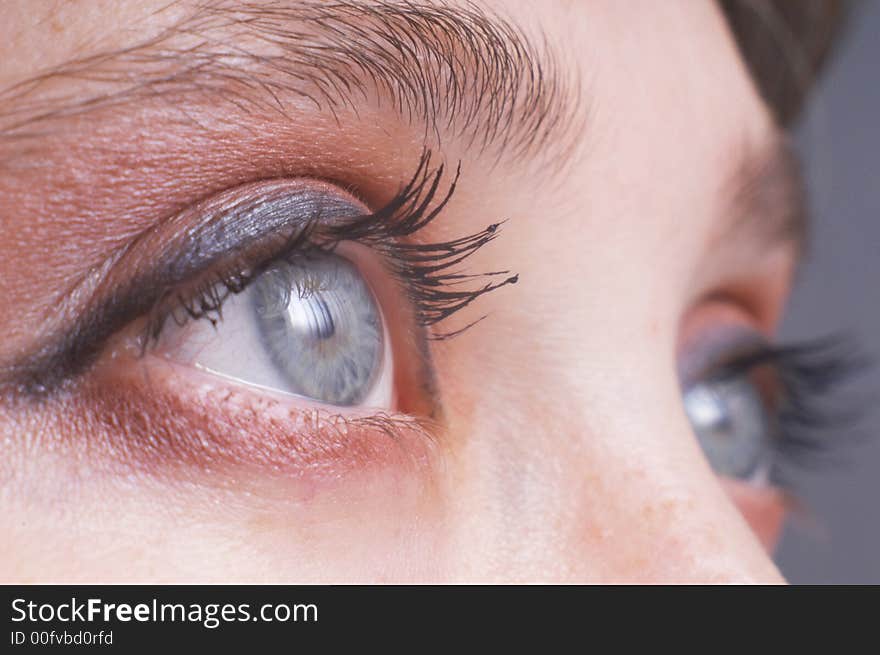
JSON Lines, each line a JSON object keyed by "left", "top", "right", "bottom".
{"left": 446, "top": 381, "right": 783, "bottom": 583}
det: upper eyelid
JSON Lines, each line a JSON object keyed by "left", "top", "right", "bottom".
{"left": 0, "top": 179, "right": 372, "bottom": 398}
{"left": 1, "top": 152, "right": 516, "bottom": 399}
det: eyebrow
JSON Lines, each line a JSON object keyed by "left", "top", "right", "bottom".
{"left": 0, "top": 0, "right": 584, "bottom": 166}
{"left": 717, "top": 136, "right": 807, "bottom": 256}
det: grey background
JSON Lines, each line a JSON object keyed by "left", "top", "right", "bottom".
{"left": 775, "top": 1, "right": 880, "bottom": 583}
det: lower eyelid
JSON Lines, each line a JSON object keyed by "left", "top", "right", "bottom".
{"left": 83, "top": 353, "right": 438, "bottom": 484}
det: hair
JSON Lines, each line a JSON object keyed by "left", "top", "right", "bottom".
{"left": 720, "top": 0, "right": 851, "bottom": 126}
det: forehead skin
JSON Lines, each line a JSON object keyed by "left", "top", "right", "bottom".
{"left": 0, "top": 2, "right": 184, "bottom": 88}
{"left": 0, "top": 1, "right": 788, "bottom": 582}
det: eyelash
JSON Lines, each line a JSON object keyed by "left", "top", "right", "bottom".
{"left": 142, "top": 149, "right": 518, "bottom": 348}
{"left": 712, "top": 335, "right": 867, "bottom": 484}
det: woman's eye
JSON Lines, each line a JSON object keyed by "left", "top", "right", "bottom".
{"left": 682, "top": 373, "right": 772, "bottom": 482}
{"left": 679, "top": 323, "right": 859, "bottom": 490}
{"left": 156, "top": 247, "right": 394, "bottom": 408}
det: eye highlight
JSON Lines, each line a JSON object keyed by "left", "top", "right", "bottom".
{"left": 683, "top": 374, "right": 771, "bottom": 481}
{"left": 158, "top": 248, "right": 393, "bottom": 407}
{"left": 252, "top": 251, "right": 386, "bottom": 405}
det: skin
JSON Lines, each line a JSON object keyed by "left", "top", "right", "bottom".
{"left": 0, "top": 0, "right": 801, "bottom": 582}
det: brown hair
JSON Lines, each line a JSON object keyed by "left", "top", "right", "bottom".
{"left": 720, "top": 0, "right": 850, "bottom": 125}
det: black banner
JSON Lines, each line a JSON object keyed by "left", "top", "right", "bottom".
{"left": 1, "top": 585, "right": 874, "bottom": 649}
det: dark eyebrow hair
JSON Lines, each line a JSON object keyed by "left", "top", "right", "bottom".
{"left": 0, "top": 0, "right": 584, "bottom": 165}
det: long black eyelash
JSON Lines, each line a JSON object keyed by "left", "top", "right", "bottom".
{"left": 718, "top": 335, "right": 870, "bottom": 483}
{"left": 145, "top": 149, "right": 518, "bottom": 345}
{"left": 319, "top": 149, "right": 519, "bottom": 337}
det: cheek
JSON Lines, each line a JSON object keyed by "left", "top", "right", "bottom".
{"left": 720, "top": 478, "right": 787, "bottom": 552}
